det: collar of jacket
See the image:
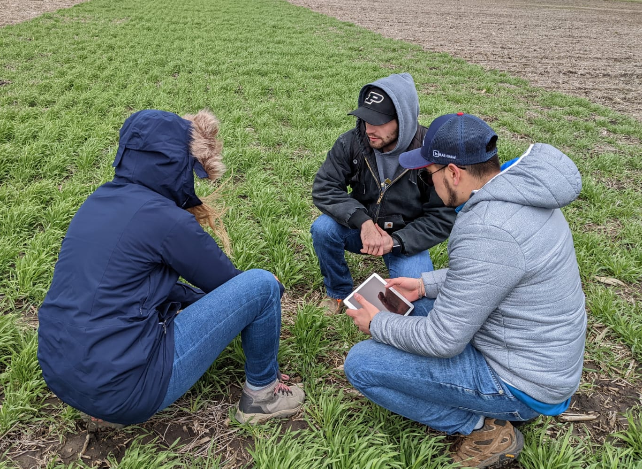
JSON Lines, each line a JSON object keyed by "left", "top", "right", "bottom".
{"left": 355, "top": 120, "right": 427, "bottom": 184}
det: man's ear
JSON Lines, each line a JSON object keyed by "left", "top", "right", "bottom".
{"left": 448, "top": 164, "right": 463, "bottom": 186}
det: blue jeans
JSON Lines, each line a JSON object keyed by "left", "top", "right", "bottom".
{"left": 157, "top": 269, "right": 281, "bottom": 411}
{"left": 344, "top": 298, "right": 539, "bottom": 435}
{"left": 310, "top": 215, "right": 434, "bottom": 299}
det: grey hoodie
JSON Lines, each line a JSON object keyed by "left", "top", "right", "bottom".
{"left": 356, "top": 73, "right": 419, "bottom": 182}
{"left": 370, "top": 144, "right": 587, "bottom": 404}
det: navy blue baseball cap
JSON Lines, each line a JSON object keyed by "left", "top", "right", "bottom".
{"left": 399, "top": 113, "right": 498, "bottom": 169}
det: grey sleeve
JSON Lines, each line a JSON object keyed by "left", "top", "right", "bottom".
{"left": 370, "top": 223, "right": 525, "bottom": 358}
{"left": 421, "top": 268, "right": 448, "bottom": 298}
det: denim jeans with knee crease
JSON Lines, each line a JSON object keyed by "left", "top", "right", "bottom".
{"left": 344, "top": 298, "right": 540, "bottom": 435}
{"left": 157, "top": 269, "right": 281, "bottom": 411}
{"left": 310, "top": 214, "right": 434, "bottom": 300}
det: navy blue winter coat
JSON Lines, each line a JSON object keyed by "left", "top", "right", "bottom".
{"left": 37, "top": 110, "right": 241, "bottom": 425}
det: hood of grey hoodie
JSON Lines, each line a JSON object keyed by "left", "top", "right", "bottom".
{"left": 462, "top": 143, "right": 582, "bottom": 213}
{"left": 358, "top": 73, "right": 419, "bottom": 159}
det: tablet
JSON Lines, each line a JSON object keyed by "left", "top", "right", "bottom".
{"left": 343, "top": 273, "right": 414, "bottom": 316}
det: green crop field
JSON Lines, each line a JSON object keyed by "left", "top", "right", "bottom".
{"left": 1, "top": 0, "right": 641, "bottom": 467}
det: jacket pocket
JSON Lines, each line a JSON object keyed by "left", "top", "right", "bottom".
{"left": 377, "top": 214, "right": 406, "bottom": 233}
{"left": 139, "top": 276, "right": 153, "bottom": 316}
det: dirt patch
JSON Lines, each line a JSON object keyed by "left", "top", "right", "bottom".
{"left": 287, "top": 0, "right": 642, "bottom": 122}
{"left": 569, "top": 375, "right": 642, "bottom": 441}
{"left": 2, "top": 388, "right": 263, "bottom": 468}
{"left": 0, "top": 0, "right": 88, "bottom": 27}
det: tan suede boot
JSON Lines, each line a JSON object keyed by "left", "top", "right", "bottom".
{"left": 319, "top": 296, "right": 343, "bottom": 314}
{"left": 451, "top": 419, "right": 524, "bottom": 468}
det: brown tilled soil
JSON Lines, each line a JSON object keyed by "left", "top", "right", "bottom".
{"left": 287, "top": 0, "right": 642, "bottom": 122}
{"left": 0, "top": 0, "right": 87, "bottom": 26}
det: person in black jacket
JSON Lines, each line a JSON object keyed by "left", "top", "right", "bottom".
{"left": 38, "top": 109, "right": 304, "bottom": 427}
{"left": 311, "top": 73, "right": 456, "bottom": 312}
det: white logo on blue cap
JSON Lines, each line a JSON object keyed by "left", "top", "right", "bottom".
{"left": 433, "top": 149, "right": 457, "bottom": 160}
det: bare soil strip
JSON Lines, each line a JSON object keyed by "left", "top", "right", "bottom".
{"left": 0, "top": 0, "right": 87, "bottom": 27}
{"left": 287, "top": 0, "right": 642, "bottom": 122}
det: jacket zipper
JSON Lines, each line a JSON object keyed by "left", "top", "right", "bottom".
{"left": 364, "top": 157, "right": 408, "bottom": 222}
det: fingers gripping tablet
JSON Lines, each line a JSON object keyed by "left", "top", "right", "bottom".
{"left": 343, "top": 273, "right": 414, "bottom": 316}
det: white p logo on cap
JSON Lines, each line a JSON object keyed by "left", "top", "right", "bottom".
{"left": 364, "top": 91, "right": 384, "bottom": 105}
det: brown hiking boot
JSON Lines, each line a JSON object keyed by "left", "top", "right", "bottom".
{"left": 235, "top": 379, "right": 305, "bottom": 425}
{"left": 451, "top": 419, "right": 524, "bottom": 468}
{"left": 319, "top": 296, "right": 343, "bottom": 314}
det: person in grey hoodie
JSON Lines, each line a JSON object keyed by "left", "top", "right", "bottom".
{"left": 311, "top": 73, "right": 456, "bottom": 313}
{"left": 344, "top": 113, "right": 586, "bottom": 468}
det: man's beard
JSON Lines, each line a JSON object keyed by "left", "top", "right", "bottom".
{"left": 370, "top": 139, "right": 395, "bottom": 151}
{"left": 443, "top": 177, "right": 459, "bottom": 208}
{"left": 368, "top": 130, "right": 399, "bottom": 152}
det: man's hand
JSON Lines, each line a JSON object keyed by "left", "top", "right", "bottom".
{"left": 375, "top": 224, "right": 394, "bottom": 255}
{"left": 385, "top": 277, "right": 423, "bottom": 302}
{"left": 360, "top": 220, "right": 385, "bottom": 256}
{"left": 345, "top": 293, "right": 380, "bottom": 335}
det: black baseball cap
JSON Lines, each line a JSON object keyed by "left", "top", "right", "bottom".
{"left": 348, "top": 87, "right": 397, "bottom": 125}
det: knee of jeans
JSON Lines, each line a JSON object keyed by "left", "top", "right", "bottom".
{"left": 410, "top": 297, "right": 434, "bottom": 317}
{"left": 344, "top": 341, "right": 376, "bottom": 388}
{"left": 244, "top": 269, "right": 280, "bottom": 298}
{"left": 310, "top": 215, "right": 341, "bottom": 243}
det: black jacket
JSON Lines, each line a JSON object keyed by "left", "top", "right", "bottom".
{"left": 312, "top": 121, "right": 456, "bottom": 256}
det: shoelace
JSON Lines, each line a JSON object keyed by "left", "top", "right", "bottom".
{"left": 274, "top": 382, "right": 294, "bottom": 396}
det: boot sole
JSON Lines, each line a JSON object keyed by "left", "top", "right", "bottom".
{"left": 235, "top": 404, "right": 302, "bottom": 425}
{"left": 478, "top": 427, "right": 525, "bottom": 468}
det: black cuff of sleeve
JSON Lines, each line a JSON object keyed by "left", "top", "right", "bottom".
{"left": 348, "top": 209, "right": 372, "bottom": 229}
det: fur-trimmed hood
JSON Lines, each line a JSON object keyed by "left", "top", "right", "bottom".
{"left": 112, "top": 109, "right": 223, "bottom": 208}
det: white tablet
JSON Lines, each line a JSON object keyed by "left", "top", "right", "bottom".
{"left": 343, "top": 273, "right": 414, "bottom": 316}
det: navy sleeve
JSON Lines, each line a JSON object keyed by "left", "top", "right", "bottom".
{"left": 166, "top": 281, "right": 205, "bottom": 307}
{"left": 160, "top": 216, "right": 242, "bottom": 293}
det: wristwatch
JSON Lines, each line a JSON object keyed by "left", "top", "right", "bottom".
{"left": 391, "top": 235, "right": 404, "bottom": 255}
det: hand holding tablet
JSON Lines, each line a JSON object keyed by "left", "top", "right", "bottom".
{"left": 343, "top": 273, "right": 414, "bottom": 316}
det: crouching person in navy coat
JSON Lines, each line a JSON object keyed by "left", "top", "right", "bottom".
{"left": 38, "top": 109, "right": 304, "bottom": 428}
